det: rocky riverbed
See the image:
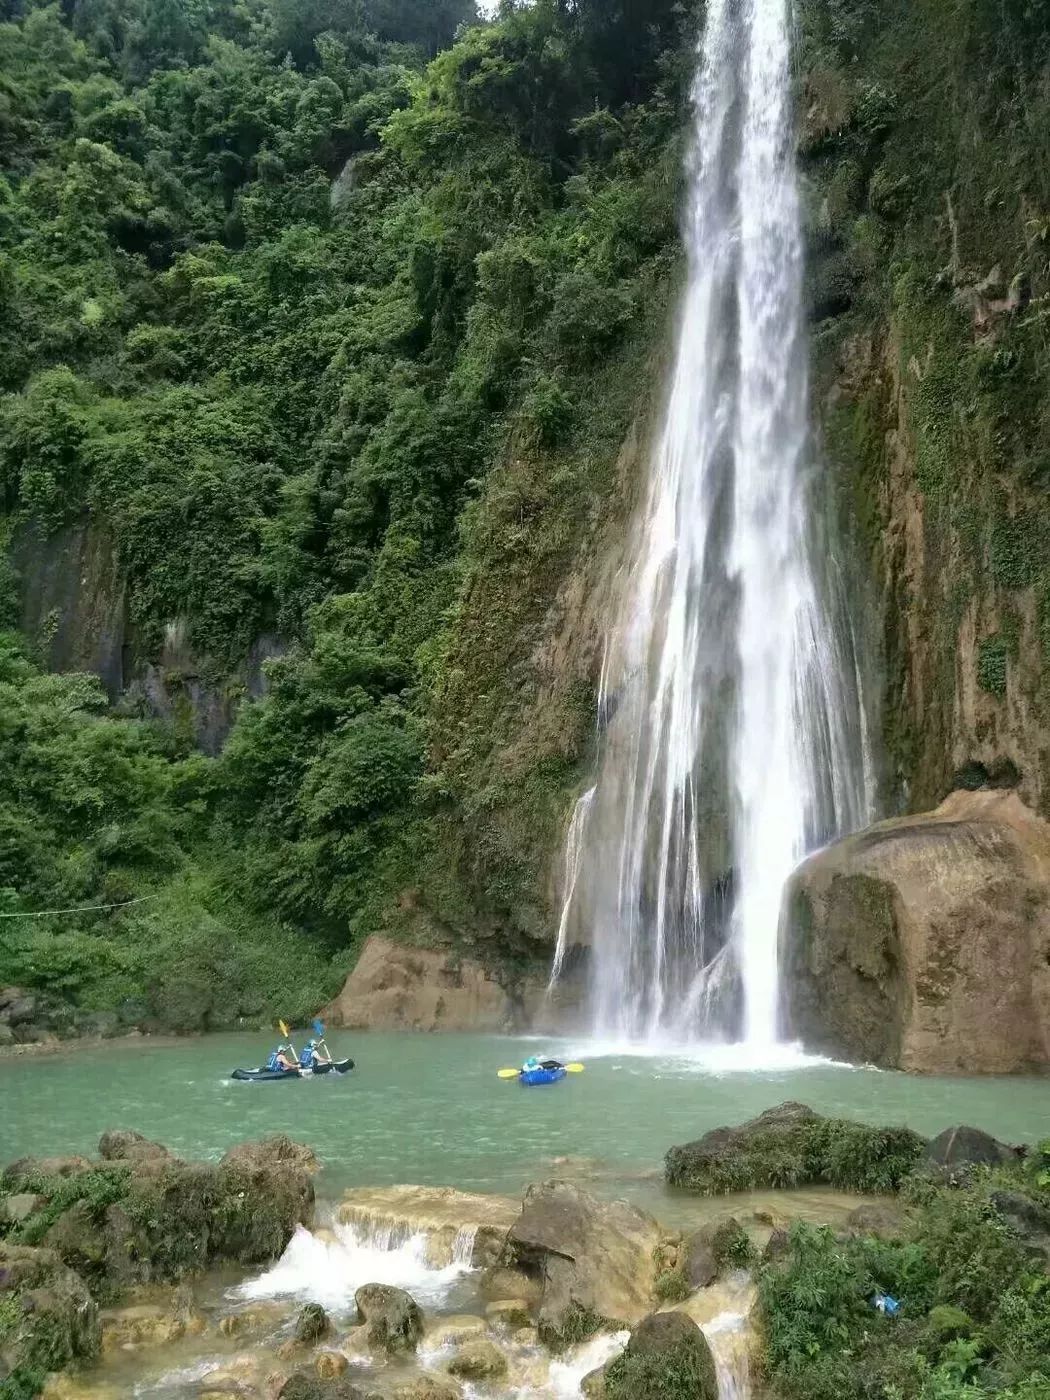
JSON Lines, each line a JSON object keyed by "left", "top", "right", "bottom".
{"left": 3, "top": 1105, "right": 1048, "bottom": 1400}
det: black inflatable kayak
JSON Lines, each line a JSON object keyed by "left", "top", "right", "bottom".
{"left": 230, "top": 1058, "right": 354, "bottom": 1083}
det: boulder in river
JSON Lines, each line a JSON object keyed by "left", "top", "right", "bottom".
{"left": 278, "top": 1371, "right": 372, "bottom": 1400}
{"left": 500, "top": 1181, "right": 661, "bottom": 1344}
{"left": 781, "top": 790, "right": 1050, "bottom": 1072}
{"left": 665, "top": 1102, "right": 927, "bottom": 1194}
{"left": 354, "top": 1283, "right": 424, "bottom": 1352}
{"left": 444, "top": 1338, "right": 509, "bottom": 1380}
{"left": 602, "top": 1311, "right": 718, "bottom": 1400}
{"left": 294, "top": 1302, "right": 330, "bottom": 1343}
{"left": 98, "top": 1130, "right": 173, "bottom": 1165}
{"left": 927, "top": 1126, "right": 1022, "bottom": 1170}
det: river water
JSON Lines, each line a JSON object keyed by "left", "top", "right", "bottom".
{"left": 4, "top": 1032, "right": 1048, "bottom": 1207}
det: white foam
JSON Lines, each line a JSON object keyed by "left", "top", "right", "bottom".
{"left": 236, "top": 1219, "right": 475, "bottom": 1314}
{"left": 546, "top": 1036, "right": 847, "bottom": 1074}
{"left": 545, "top": 1331, "right": 630, "bottom": 1397}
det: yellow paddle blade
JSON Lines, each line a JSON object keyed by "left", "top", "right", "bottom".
{"left": 564, "top": 1063, "right": 585, "bottom": 1073}
{"left": 497, "top": 1068, "right": 521, "bottom": 1079}
{"left": 278, "top": 1019, "right": 290, "bottom": 1038}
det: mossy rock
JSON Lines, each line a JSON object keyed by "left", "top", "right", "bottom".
{"left": 665, "top": 1102, "right": 927, "bottom": 1194}
{"left": 603, "top": 1312, "right": 718, "bottom": 1400}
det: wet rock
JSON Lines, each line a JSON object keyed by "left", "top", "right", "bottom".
{"left": 581, "top": 1366, "right": 607, "bottom": 1398}
{"left": 0, "top": 1241, "right": 99, "bottom": 1375}
{"left": 445, "top": 1338, "right": 509, "bottom": 1380}
{"left": 100, "top": 1302, "right": 185, "bottom": 1351}
{"left": 485, "top": 1297, "right": 532, "bottom": 1327}
{"left": 278, "top": 1371, "right": 371, "bottom": 1400}
{"left": 424, "top": 1314, "right": 487, "bottom": 1347}
{"left": 98, "top": 1130, "right": 172, "bottom": 1165}
{"left": 501, "top": 1182, "right": 661, "bottom": 1343}
{"left": 681, "top": 1230, "right": 718, "bottom": 1288}
{"left": 603, "top": 1311, "right": 718, "bottom": 1400}
{"left": 316, "top": 1352, "right": 349, "bottom": 1379}
{"left": 295, "top": 1302, "right": 330, "bottom": 1344}
{"left": 0, "top": 1193, "right": 45, "bottom": 1225}
{"left": 479, "top": 1265, "right": 543, "bottom": 1306}
{"left": 337, "top": 1185, "right": 516, "bottom": 1269}
{"left": 354, "top": 1283, "right": 423, "bottom": 1352}
{"left": 928, "top": 1126, "right": 1021, "bottom": 1170}
{"left": 392, "top": 1378, "right": 462, "bottom": 1400}
{"left": 844, "top": 1202, "right": 909, "bottom": 1239}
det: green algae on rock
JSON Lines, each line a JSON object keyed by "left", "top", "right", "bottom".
{"left": 665, "top": 1103, "right": 927, "bottom": 1195}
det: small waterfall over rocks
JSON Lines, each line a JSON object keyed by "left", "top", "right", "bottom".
{"left": 551, "top": 0, "right": 875, "bottom": 1046}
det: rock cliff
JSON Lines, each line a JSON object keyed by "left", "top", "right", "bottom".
{"left": 782, "top": 790, "right": 1050, "bottom": 1072}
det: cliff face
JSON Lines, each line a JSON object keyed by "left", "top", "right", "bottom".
{"left": 799, "top": 0, "right": 1050, "bottom": 816}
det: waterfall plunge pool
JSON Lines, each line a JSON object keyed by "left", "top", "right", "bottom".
{"left": 3, "top": 1031, "right": 1048, "bottom": 1212}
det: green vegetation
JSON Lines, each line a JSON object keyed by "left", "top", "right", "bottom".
{"left": 0, "top": 0, "right": 697, "bottom": 1027}
{"left": 665, "top": 1112, "right": 927, "bottom": 1195}
{"left": 799, "top": 0, "right": 1050, "bottom": 809}
{"left": 760, "top": 1159, "right": 1050, "bottom": 1399}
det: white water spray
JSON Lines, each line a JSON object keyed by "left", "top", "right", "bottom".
{"left": 551, "top": 0, "right": 874, "bottom": 1045}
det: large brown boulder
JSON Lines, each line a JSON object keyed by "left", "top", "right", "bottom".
{"left": 781, "top": 790, "right": 1050, "bottom": 1072}
{"left": 500, "top": 1182, "right": 661, "bottom": 1343}
{"left": 323, "top": 935, "right": 529, "bottom": 1033}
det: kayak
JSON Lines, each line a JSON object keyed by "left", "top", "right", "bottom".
{"left": 230, "top": 1058, "right": 354, "bottom": 1083}
{"left": 520, "top": 1064, "right": 567, "bottom": 1087}
{"left": 311, "top": 1058, "right": 354, "bottom": 1076}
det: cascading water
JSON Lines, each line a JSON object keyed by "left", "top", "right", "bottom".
{"left": 551, "top": 0, "right": 874, "bottom": 1045}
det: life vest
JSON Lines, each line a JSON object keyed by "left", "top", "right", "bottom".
{"left": 299, "top": 1046, "right": 314, "bottom": 1068}
{"left": 266, "top": 1050, "right": 281, "bottom": 1071}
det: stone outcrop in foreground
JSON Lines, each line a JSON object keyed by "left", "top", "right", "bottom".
{"left": 0, "top": 1132, "right": 315, "bottom": 1384}
{"left": 781, "top": 790, "right": 1050, "bottom": 1072}
{"left": 499, "top": 1180, "right": 661, "bottom": 1343}
{"left": 337, "top": 1185, "right": 518, "bottom": 1268}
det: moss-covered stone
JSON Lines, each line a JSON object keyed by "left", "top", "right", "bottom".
{"left": 665, "top": 1103, "right": 927, "bottom": 1195}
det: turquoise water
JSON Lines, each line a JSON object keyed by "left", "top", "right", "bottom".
{"left": 3, "top": 1032, "right": 1049, "bottom": 1204}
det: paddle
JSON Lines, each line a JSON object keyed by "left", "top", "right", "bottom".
{"left": 496, "top": 1063, "right": 585, "bottom": 1078}
{"left": 278, "top": 1019, "right": 300, "bottom": 1066}
{"left": 312, "top": 1018, "right": 334, "bottom": 1064}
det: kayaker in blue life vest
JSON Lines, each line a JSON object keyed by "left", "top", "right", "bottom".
{"left": 299, "top": 1041, "right": 320, "bottom": 1070}
{"left": 522, "top": 1056, "right": 541, "bottom": 1073}
{"left": 266, "top": 1046, "right": 298, "bottom": 1073}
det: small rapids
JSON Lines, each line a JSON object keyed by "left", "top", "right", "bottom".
{"left": 237, "top": 1217, "right": 479, "bottom": 1313}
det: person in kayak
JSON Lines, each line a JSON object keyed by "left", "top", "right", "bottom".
{"left": 522, "top": 1055, "right": 564, "bottom": 1073}
{"left": 266, "top": 1045, "right": 298, "bottom": 1073}
{"left": 298, "top": 1040, "right": 323, "bottom": 1070}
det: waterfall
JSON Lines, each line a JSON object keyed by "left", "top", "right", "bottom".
{"left": 551, "top": 0, "right": 874, "bottom": 1045}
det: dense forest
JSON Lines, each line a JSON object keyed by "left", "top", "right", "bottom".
{"left": 0, "top": 0, "right": 696, "bottom": 1031}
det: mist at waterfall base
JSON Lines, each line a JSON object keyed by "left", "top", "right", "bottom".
{"left": 548, "top": 0, "right": 874, "bottom": 1055}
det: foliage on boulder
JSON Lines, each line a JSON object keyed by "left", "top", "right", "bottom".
{"left": 665, "top": 1103, "right": 927, "bottom": 1195}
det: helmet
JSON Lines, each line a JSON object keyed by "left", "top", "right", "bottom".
{"left": 524, "top": 1056, "right": 540, "bottom": 1070}
{"left": 308, "top": 1040, "right": 316, "bottom": 1048}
